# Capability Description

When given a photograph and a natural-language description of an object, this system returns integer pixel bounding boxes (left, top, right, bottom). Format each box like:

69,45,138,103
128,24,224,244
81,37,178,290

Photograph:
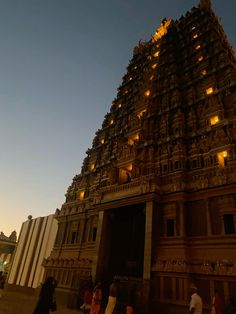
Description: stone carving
0,231,17,242
153,259,236,276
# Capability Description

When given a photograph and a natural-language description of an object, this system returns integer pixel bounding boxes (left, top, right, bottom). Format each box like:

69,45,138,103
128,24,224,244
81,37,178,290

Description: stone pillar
160,276,164,299
210,280,214,298
143,201,153,280
183,278,189,302
223,281,229,301
179,277,184,300
172,277,176,299
179,201,185,237
91,211,105,281
79,217,86,245
205,198,212,236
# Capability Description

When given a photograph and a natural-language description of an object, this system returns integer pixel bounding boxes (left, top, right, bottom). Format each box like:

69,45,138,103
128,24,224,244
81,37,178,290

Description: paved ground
0,289,81,314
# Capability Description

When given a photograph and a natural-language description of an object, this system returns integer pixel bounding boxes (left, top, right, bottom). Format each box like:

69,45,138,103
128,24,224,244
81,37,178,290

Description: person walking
224,297,236,314
211,290,223,314
104,278,119,314
32,277,57,314
89,281,102,314
189,284,203,314
80,281,93,313
125,283,136,314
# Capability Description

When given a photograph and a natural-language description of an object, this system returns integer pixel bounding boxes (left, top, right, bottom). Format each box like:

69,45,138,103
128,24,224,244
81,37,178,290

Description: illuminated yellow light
210,116,219,126
153,51,160,57
196,45,201,50
118,103,122,108
119,164,133,183
126,164,133,171
193,34,198,39
79,191,85,200
90,163,95,171
152,63,157,69
144,90,151,97
129,77,133,81
128,133,139,145
137,109,147,119
192,26,196,30
110,119,114,125
149,75,154,81
100,138,105,144
134,66,137,70
206,87,214,95
152,19,172,41
198,56,204,62
217,151,228,167
202,69,207,76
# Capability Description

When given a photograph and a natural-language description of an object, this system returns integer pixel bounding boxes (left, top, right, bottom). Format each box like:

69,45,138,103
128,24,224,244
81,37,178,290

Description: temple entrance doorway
104,204,145,281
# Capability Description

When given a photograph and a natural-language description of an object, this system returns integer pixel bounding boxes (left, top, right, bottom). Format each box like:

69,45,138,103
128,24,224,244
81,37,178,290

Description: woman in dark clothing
224,298,236,314
33,277,57,314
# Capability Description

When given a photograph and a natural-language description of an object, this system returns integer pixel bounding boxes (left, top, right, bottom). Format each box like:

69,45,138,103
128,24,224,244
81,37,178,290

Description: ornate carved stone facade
45,1,236,313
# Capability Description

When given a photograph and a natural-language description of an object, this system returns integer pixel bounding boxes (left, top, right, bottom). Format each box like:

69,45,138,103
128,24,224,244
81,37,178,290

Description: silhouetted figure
0,272,6,298
125,172,131,183
105,278,119,314
211,290,224,314
80,280,93,313
224,298,236,314
90,281,102,314
126,283,136,314
32,277,57,314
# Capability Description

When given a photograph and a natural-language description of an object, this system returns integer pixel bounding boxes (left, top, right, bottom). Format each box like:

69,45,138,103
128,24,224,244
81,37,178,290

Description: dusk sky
1,0,235,237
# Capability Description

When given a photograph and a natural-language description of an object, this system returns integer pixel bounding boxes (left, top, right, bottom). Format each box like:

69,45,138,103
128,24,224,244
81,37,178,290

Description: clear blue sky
1,0,235,237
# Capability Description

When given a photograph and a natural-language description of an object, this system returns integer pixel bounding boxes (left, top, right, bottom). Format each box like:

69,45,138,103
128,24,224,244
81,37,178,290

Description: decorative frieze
152,259,236,276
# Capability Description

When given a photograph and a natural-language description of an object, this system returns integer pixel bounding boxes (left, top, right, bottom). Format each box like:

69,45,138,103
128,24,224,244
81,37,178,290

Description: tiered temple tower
45,1,236,313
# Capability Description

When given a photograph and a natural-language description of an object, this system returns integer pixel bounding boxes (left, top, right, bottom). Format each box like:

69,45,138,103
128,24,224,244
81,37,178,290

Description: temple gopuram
45,0,236,313
0,231,17,273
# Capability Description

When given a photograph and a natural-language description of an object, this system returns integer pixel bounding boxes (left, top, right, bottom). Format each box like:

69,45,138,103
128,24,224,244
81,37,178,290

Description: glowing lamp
206,87,214,95
210,116,219,126
153,51,160,57
79,191,85,200
144,90,151,97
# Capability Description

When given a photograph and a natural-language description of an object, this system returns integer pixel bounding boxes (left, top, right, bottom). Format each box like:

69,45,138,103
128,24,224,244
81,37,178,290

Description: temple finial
200,0,212,10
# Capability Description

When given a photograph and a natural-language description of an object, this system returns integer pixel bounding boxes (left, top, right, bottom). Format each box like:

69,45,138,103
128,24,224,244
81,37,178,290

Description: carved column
205,198,212,236
172,277,177,299
143,201,153,280
91,211,105,281
179,201,185,237
160,276,164,299
79,217,86,245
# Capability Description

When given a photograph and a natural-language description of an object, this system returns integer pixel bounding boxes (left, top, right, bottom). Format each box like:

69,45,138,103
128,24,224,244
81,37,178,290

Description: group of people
79,277,138,314
189,284,236,314
33,275,236,314
80,278,122,314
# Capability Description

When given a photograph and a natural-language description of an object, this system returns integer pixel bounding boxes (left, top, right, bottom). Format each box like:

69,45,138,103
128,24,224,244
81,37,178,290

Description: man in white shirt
189,284,203,314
